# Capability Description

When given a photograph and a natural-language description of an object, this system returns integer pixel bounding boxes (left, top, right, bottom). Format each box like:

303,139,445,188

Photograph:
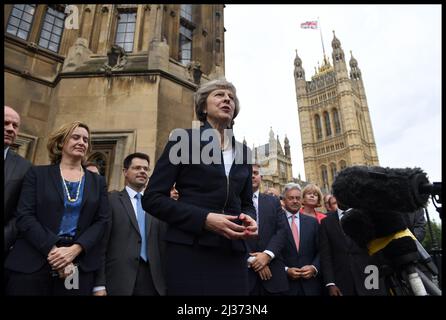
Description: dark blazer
142,121,255,295
5,164,109,273
282,212,321,296
4,149,32,252
95,189,167,295
246,193,289,294
319,211,384,296
142,121,256,251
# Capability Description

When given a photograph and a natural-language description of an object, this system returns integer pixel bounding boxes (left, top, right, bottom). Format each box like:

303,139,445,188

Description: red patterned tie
291,214,300,252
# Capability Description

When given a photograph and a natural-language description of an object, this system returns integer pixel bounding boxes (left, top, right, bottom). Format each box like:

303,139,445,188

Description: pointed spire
284,134,290,157
331,30,341,49
349,50,358,68
294,49,305,80
243,136,247,145
294,49,302,67
349,50,361,80
269,126,274,141
331,30,345,64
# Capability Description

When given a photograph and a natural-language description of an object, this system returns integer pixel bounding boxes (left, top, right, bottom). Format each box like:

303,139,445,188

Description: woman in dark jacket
143,78,257,295
5,121,109,295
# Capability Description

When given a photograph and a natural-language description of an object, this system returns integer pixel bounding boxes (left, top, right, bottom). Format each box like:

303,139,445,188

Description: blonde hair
47,121,91,164
301,183,323,208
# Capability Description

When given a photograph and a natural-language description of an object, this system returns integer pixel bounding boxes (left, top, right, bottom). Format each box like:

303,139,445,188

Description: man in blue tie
94,153,167,295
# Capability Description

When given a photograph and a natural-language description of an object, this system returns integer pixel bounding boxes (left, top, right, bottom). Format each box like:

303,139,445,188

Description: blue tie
135,193,147,262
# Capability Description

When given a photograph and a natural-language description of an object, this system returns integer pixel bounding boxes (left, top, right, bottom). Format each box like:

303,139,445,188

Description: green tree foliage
422,220,442,252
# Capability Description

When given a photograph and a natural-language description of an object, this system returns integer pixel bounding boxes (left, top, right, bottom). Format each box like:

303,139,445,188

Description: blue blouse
58,175,85,237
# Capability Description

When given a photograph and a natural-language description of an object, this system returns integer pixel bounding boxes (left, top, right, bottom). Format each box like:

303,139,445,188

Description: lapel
49,164,65,203
332,212,353,248
79,168,90,210
145,205,152,239
257,193,266,232
119,189,140,235
298,214,313,255
200,121,239,178
4,150,18,183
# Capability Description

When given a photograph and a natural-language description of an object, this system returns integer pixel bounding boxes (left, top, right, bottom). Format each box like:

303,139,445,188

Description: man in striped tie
281,183,322,295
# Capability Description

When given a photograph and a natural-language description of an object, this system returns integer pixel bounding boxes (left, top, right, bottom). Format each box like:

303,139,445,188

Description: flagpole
318,17,326,59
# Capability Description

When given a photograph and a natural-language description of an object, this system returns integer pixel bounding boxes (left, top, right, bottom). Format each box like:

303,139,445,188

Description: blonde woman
5,121,109,295
300,184,326,224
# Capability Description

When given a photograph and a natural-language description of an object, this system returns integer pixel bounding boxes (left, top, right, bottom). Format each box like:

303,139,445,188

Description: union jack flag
300,21,318,29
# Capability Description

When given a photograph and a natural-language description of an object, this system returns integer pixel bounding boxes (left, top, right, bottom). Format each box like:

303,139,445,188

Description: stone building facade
252,128,294,193
4,4,226,190
294,31,379,193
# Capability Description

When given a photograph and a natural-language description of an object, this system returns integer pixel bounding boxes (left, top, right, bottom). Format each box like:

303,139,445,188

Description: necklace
60,165,83,202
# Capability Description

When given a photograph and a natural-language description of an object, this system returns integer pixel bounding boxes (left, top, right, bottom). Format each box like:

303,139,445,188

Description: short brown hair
194,78,240,126
301,183,323,207
47,121,91,164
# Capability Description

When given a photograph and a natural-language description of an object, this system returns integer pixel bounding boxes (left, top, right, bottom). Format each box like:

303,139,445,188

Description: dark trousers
249,277,286,296
166,242,249,296
6,264,94,296
133,258,159,296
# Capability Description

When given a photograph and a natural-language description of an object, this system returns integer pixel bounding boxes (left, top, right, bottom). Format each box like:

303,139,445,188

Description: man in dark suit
95,153,166,295
281,183,321,296
319,195,385,295
246,164,289,295
4,105,32,253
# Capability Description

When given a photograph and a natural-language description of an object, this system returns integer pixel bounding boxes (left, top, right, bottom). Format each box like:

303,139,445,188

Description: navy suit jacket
282,212,321,295
4,149,32,252
246,193,289,293
95,189,167,295
319,211,385,295
142,121,255,252
5,164,109,273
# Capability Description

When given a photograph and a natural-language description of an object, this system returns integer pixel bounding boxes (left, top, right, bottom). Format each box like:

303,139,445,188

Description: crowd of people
4,79,428,296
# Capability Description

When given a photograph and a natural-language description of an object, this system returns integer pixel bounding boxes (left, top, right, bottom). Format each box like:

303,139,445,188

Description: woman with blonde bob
300,184,326,224
5,121,109,295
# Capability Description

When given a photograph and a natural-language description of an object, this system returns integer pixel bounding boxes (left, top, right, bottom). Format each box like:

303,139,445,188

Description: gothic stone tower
294,31,379,192
4,4,225,190
253,127,294,193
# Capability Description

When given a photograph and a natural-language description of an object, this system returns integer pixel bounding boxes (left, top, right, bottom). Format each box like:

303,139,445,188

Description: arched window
339,160,347,170
315,114,322,140
333,108,341,134
330,162,337,182
324,111,332,137
356,112,366,140
115,10,137,52
179,4,194,65
321,165,329,191
87,152,107,177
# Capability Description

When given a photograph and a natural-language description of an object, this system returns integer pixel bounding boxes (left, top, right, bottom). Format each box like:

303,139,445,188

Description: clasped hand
47,244,82,277
205,212,258,240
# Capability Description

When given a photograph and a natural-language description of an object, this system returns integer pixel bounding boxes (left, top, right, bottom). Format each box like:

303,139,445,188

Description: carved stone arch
339,160,347,171
87,151,108,177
